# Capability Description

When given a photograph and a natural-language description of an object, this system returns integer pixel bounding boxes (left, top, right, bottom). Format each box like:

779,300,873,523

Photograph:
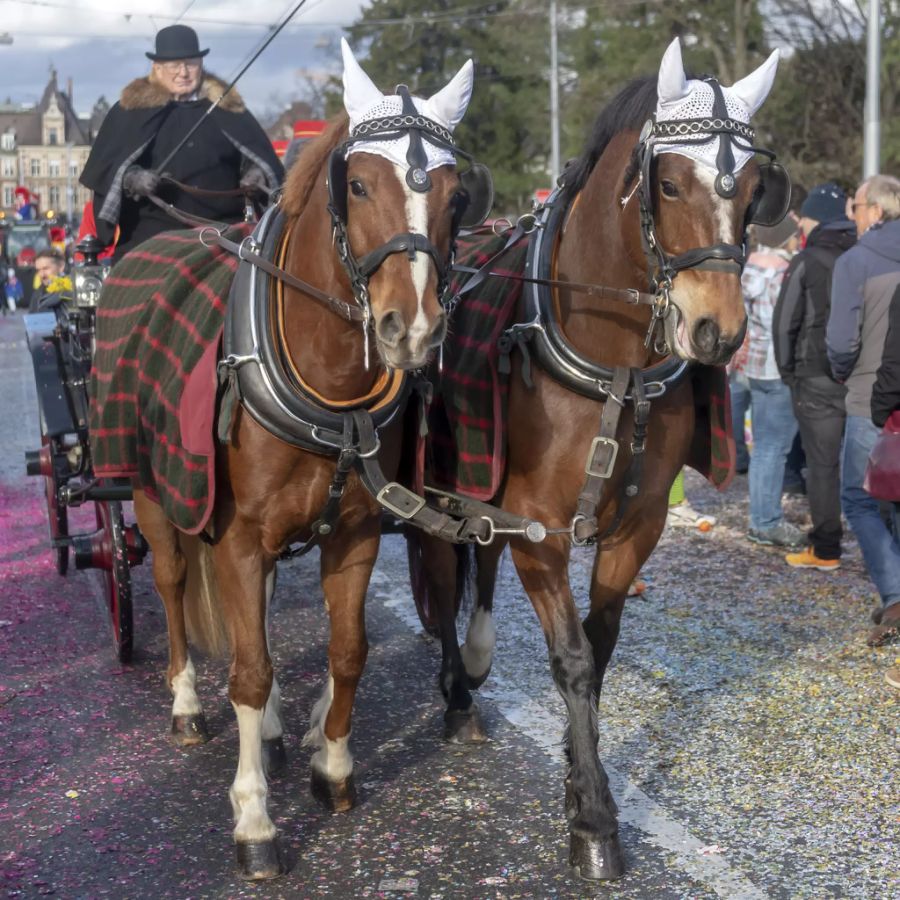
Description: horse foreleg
132,489,209,746
212,527,281,880
261,567,287,777
459,540,503,690
583,506,667,695
303,516,379,813
511,535,625,882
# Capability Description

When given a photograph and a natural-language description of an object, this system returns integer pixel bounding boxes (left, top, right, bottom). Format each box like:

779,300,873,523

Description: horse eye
661,180,679,199
350,179,367,197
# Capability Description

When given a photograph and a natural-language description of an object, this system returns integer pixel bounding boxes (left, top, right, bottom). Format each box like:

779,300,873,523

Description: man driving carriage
79,25,284,262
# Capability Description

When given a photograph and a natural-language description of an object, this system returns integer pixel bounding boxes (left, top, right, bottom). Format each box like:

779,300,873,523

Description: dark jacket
827,219,900,417
872,285,900,427
773,219,856,383
80,73,283,260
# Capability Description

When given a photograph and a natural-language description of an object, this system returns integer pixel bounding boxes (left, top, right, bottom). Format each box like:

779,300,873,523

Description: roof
0,71,91,147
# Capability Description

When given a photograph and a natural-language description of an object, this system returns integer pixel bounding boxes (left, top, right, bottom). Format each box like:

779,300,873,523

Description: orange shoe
785,549,840,571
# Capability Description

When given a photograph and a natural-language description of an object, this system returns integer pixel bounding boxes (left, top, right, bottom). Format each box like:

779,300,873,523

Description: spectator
773,183,856,571
4,268,23,314
827,174,900,646
870,285,900,689
743,215,806,549
29,249,72,312
727,332,751,474
14,187,35,221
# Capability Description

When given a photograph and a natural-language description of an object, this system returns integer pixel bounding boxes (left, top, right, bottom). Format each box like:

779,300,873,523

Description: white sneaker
667,501,716,532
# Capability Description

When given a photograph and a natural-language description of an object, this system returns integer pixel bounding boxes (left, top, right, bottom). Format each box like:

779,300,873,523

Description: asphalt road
0,309,897,899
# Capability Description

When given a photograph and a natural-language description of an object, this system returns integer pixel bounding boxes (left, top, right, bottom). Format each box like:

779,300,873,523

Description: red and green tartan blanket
89,225,250,534
425,228,735,500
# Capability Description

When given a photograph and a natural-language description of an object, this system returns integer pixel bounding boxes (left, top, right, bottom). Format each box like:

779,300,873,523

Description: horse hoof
235,839,283,881
443,707,488,744
310,769,357,813
569,832,625,881
262,737,287,778
170,713,210,747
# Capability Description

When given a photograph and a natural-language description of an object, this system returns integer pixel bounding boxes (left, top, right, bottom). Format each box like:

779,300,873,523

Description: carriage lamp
72,235,110,308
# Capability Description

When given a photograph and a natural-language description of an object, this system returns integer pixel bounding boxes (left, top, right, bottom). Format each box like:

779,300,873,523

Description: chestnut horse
122,42,486,879
411,39,790,880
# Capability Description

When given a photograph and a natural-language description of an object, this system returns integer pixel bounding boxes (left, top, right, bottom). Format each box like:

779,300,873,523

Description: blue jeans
729,371,751,471
841,416,900,610
748,378,798,531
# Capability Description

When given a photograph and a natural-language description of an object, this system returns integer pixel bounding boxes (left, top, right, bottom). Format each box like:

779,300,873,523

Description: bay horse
411,39,790,880
108,41,490,879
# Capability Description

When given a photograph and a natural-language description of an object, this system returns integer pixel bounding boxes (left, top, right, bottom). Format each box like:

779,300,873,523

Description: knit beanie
800,182,847,224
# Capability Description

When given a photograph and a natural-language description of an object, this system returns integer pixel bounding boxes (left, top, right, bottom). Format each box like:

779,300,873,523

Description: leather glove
239,164,269,195
123,166,161,199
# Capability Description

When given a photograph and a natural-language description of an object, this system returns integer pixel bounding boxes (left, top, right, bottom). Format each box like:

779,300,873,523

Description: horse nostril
693,317,721,354
427,311,448,347
376,310,406,348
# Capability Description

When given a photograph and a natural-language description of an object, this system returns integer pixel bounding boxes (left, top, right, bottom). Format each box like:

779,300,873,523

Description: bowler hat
146,25,209,62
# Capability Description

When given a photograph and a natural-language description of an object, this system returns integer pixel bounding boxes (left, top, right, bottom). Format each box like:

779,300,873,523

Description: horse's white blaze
694,163,734,242
302,674,354,781
461,607,496,681
170,657,202,716
230,704,276,843
396,164,432,346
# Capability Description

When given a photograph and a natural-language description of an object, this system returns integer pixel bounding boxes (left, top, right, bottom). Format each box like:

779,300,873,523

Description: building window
30,159,41,177
48,129,58,145
0,133,13,151
69,161,79,178
3,187,12,207
49,159,60,177
49,186,60,208
1,158,14,177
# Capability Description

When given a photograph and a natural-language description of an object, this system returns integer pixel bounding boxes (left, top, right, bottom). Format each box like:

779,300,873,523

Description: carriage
23,235,148,663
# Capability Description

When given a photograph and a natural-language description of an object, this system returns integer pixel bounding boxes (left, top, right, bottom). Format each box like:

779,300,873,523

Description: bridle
325,85,493,363
623,77,791,352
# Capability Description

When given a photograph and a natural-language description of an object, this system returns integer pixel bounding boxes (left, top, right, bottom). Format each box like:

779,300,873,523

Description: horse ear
424,59,474,132
657,38,690,109
341,37,385,124
729,49,780,117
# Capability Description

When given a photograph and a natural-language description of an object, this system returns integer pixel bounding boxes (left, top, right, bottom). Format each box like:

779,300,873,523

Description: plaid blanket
426,229,735,499
89,225,250,533
427,228,530,500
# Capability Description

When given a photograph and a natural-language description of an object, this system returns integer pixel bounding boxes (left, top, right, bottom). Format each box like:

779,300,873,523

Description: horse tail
179,535,230,658
406,527,474,633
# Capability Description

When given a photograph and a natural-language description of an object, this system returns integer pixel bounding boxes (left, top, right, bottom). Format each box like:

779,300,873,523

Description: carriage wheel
94,501,134,664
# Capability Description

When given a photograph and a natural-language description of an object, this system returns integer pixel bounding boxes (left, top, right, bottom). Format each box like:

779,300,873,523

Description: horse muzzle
375,307,447,369
667,309,746,366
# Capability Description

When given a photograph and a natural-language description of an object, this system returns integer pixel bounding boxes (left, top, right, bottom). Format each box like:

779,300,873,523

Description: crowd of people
725,174,900,690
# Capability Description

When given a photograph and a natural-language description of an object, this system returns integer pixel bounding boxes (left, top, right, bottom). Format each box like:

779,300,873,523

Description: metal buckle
376,482,426,519
585,436,619,479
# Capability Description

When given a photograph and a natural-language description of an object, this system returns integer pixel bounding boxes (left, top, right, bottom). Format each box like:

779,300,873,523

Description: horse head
624,39,786,366
336,39,479,370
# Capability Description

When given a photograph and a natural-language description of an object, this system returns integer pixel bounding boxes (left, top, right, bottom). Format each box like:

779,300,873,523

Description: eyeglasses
159,59,202,74
850,201,876,212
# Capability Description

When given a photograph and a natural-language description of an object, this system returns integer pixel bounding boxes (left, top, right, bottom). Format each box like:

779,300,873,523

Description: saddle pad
89,224,251,534
426,228,530,500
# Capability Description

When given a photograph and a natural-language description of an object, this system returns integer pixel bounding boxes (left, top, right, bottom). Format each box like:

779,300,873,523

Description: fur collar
120,73,244,113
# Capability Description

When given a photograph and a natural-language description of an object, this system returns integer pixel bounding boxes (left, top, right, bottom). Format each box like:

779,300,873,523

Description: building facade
0,72,93,222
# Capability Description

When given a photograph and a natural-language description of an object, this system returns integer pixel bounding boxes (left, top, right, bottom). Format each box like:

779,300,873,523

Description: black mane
560,76,658,202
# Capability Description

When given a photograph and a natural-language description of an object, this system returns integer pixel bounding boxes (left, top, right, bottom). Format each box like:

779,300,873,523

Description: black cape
80,74,283,259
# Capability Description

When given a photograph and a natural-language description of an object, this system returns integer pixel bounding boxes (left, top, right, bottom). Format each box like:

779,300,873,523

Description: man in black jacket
773,182,856,570
80,25,283,261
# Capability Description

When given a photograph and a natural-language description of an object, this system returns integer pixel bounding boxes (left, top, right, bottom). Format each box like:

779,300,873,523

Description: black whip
153,0,309,174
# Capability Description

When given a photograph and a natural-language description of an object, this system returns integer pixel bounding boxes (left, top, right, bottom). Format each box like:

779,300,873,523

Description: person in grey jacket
826,174,900,646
